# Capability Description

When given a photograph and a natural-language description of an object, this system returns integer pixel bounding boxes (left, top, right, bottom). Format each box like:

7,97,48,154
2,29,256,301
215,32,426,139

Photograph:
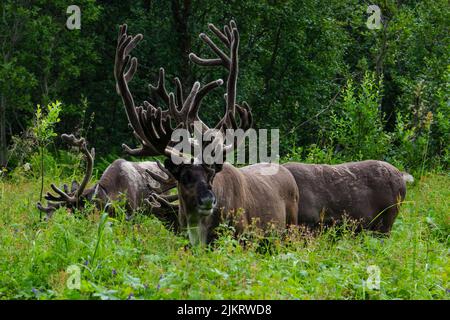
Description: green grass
0,173,448,300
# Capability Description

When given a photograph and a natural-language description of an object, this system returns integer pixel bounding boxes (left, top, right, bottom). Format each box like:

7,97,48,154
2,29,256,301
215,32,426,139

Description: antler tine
149,73,221,133
46,183,75,203
236,102,253,130
40,133,95,211
219,102,253,156
36,202,62,219
174,77,184,107
115,24,224,161
61,134,84,147
198,33,230,67
145,161,179,212
115,25,195,158
115,24,161,157
149,68,170,105
76,147,94,199
70,180,80,193
225,26,239,124
189,20,241,132
169,78,224,134
146,161,177,193
155,159,175,180
145,190,178,213
188,21,256,162
146,192,179,207
147,170,176,193
188,79,224,127
208,23,231,48
168,80,221,134
61,133,95,199
168,82,200,125
45,133,81,202
44,188,67,202
144,193,179,232
36,202,52,213
135,103,171,155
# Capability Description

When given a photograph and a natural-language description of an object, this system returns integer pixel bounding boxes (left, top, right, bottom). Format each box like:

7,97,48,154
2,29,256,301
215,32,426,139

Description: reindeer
282,161,409,233
114,22,299,245
36,133,179,229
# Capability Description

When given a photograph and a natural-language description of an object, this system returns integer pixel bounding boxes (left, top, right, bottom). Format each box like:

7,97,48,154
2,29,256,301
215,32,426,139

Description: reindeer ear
164,158,182,180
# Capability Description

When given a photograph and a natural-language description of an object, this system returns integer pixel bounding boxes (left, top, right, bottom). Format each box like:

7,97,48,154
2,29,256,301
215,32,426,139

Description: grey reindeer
37,134,179,230
283,161,412,234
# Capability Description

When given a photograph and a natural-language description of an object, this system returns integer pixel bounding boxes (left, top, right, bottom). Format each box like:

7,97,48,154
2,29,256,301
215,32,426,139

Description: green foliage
389,109,433,173
283,144,338,165
283,69,447,173
0,0,447,170
28,151,61,179
6,131,36,171
0,0,102,164
33,101,62,147
32,101,62,203
4,102,61,179
330,72,391,161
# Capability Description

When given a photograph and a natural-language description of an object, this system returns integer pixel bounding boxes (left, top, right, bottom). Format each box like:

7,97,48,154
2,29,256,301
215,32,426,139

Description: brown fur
89,159,163,210
176,163,299,243
283,160,407,233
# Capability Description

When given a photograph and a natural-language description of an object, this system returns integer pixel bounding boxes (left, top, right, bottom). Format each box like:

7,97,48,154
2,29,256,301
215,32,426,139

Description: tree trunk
263,23,282,96
0,95,7,167
171,0,192,84
375,20,388,84
39,145,44,202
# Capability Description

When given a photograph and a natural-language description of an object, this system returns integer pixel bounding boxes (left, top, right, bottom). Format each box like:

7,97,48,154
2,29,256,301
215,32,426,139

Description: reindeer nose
199,191,216,209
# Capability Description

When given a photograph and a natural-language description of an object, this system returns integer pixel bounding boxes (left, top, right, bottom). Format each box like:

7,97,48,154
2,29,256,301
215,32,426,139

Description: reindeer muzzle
198,192,216,216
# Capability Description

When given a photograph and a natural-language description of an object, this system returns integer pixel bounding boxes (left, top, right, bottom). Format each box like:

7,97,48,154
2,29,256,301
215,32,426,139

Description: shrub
329,72,391,161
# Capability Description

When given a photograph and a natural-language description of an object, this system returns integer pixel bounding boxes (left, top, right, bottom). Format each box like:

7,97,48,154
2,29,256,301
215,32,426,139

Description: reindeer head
114,21,252,243
163,160,221,217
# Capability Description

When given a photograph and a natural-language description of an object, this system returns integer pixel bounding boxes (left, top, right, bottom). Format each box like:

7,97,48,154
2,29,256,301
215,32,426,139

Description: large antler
114,24,223,159
189,20,252,133
36,134,95,217
189,21,253,156
114,25,161,156
145,160,177,193
145,161,179,229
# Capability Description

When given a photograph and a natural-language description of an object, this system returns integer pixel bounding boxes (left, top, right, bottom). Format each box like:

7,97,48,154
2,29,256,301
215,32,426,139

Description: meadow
0,170,448,300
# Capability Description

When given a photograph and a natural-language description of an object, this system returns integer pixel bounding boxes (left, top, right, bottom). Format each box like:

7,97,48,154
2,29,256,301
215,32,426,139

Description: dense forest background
1,0,448,175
